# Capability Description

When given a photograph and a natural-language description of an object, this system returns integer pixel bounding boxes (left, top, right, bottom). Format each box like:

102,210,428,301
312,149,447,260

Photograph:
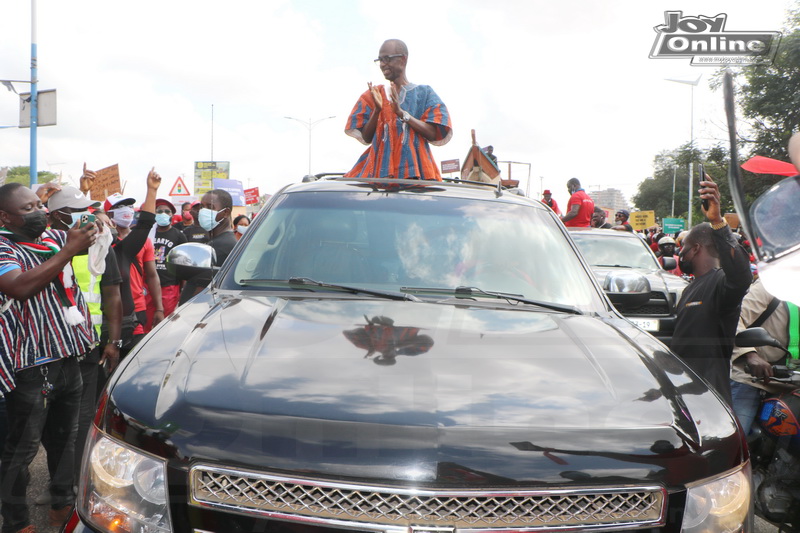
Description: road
0,445,784,532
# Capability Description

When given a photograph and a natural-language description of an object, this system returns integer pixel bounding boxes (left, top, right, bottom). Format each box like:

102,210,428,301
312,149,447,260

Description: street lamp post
30,0,38,186
671,165,677,218
284,115,336,176
666,75,701,228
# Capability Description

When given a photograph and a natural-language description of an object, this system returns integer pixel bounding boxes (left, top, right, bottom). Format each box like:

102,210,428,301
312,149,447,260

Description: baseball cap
172,214,183,225
543,189,552,195
104,192,136,212
616,209,630,218
155,198,176,213
46,186,101,212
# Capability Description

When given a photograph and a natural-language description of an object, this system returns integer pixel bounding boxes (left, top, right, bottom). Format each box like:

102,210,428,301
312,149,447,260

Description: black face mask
10,210,48,241
679,247,694,275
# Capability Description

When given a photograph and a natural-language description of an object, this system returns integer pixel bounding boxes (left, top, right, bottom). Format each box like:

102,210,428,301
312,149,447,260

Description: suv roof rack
302,174,525,198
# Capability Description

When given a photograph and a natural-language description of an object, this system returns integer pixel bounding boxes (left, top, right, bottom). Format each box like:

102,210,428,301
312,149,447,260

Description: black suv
67,179,751,533
569,229,688,346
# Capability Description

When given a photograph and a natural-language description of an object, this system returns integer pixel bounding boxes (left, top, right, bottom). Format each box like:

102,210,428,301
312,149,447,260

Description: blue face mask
155,213,172,227
199,208,220,232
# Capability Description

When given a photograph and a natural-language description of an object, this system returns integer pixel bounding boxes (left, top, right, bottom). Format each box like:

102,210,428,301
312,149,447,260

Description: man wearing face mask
152,199,186,318
41,186,123,512
670,175,752,405
179,189,236,305
103,169,162,355
0,182,98,532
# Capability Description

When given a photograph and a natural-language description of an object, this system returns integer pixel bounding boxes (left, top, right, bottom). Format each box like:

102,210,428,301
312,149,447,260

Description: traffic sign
169,176,191,196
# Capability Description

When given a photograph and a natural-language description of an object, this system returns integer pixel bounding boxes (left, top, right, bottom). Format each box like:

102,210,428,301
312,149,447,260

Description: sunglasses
373,54,404,64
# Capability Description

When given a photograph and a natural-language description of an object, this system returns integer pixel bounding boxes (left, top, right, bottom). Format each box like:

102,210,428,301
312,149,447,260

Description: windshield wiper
401,286,582,314
239,277,421,302
594,264,633,268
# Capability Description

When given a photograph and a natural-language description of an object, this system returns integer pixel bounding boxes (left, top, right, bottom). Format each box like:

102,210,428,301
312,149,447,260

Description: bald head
382,39,408,57
789,132,800,171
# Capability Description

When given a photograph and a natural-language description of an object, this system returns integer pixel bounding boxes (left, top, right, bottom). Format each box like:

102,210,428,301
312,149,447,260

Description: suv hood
107,292,741,487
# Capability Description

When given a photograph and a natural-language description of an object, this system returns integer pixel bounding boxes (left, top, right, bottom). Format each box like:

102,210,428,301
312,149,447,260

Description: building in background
589,188,629,214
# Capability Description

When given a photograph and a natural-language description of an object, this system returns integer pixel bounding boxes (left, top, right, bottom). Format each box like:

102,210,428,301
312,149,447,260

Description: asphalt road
0,445,784,533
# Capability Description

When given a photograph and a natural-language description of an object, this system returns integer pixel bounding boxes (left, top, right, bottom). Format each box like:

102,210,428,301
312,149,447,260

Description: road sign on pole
169,176,191,196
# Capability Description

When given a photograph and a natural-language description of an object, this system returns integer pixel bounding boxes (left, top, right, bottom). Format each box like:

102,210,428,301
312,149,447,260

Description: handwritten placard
90,164,121,201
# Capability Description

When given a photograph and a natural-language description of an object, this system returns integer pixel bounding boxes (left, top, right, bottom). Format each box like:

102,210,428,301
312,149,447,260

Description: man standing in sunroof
345,39,452,180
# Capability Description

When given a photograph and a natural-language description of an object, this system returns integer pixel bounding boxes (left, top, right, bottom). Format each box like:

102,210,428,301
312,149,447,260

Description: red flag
741,155,798,176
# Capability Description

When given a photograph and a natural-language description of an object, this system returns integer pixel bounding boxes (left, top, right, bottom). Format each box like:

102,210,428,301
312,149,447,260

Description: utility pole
29,0,39,186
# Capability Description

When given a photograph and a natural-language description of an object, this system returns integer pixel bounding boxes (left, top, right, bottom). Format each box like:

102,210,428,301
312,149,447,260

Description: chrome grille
190,465,666,531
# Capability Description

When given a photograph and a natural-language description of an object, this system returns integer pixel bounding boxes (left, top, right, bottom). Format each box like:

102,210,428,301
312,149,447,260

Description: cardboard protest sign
89,164,121,201
629,210,656,231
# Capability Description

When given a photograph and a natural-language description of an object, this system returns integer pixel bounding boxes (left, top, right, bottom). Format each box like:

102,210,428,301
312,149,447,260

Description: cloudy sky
0,0,794,209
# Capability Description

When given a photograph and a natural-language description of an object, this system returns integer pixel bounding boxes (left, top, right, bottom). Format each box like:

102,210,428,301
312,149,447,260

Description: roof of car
569,228,644,239
278,177,544,208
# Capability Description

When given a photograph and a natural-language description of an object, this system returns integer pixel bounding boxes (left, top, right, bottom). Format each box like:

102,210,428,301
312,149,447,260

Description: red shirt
542,197,560,215
564,190,594,228
130,238,155,312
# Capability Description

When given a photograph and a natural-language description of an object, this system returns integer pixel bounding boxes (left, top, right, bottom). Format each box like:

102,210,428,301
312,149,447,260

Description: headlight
78,425,172,533
682,462,751,532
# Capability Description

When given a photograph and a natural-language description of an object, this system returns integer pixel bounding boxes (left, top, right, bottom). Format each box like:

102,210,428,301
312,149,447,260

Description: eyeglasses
374,54,404,64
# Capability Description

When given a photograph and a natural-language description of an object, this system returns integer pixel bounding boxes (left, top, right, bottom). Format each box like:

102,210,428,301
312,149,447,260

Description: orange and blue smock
344,83,452,180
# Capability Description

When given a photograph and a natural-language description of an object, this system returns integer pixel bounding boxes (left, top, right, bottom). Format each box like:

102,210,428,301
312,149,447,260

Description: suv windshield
571,232,660,270
226,189,602,311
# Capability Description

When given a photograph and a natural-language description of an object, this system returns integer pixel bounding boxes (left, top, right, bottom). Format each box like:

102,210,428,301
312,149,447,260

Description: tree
0,166,59,186
632,143,733,225
733,7,800,161
698,5,799,209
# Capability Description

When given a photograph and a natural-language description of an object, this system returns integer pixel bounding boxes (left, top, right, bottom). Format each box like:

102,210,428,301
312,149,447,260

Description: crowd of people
0,35,796,533
541,165,798,439
0,167,256,532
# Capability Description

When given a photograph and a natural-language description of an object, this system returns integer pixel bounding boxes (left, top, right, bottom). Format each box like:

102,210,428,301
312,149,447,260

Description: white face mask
112,206,135,228
236,224,249,235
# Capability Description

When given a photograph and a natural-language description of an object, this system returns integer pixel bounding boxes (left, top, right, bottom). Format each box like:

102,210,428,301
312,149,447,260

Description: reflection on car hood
108,292,741,488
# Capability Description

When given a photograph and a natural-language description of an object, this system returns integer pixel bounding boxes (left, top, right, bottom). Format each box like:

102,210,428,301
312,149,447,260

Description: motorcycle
735,327,800,531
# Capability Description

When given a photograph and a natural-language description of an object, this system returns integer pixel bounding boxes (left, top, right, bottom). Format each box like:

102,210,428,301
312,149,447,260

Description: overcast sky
0,0,794,209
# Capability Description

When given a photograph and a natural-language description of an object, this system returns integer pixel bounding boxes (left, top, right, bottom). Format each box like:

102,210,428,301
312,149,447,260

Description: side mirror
603,271,651,309
734,327,788,353
661,256,677,271
167,242,217,281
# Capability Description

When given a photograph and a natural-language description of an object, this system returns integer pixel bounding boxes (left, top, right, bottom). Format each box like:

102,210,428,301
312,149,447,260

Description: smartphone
76,213,96,228
698,164,709,211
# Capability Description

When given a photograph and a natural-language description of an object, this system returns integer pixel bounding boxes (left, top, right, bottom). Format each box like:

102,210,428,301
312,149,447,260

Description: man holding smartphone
670,175,752,405
44,186,124,506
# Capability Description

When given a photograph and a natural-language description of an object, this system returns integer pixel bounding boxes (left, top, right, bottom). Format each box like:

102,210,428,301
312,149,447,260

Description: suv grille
190,465,666,531
631,291,670,316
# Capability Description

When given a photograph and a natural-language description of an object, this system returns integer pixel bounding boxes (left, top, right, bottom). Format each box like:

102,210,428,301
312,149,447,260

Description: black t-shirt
208,230,237,267
184,225,209,244
153,226,187,287
178,230,237,306
100,247,122,287
111,211,155,318
671,226,752,404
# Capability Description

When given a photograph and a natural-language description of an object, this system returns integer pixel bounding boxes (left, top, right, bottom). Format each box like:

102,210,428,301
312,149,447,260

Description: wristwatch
108,339,123,349
401,111,411,123
711,219,728,230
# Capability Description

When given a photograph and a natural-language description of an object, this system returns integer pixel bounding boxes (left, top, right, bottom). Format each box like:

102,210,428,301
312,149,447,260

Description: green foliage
632,143,734,223
1,166,59,186
714,4,800,160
